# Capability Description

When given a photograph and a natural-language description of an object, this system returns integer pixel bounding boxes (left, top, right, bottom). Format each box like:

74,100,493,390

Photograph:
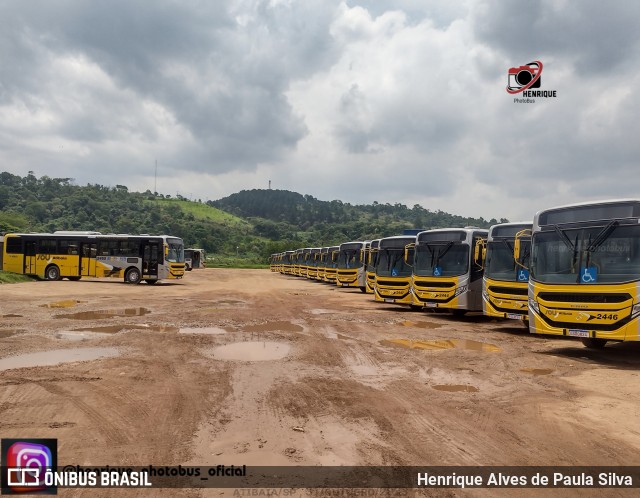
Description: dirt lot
1,269,640,497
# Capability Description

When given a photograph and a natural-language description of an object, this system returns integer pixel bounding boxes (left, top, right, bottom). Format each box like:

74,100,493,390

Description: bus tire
146,279,158,285
359,287,367,293
125,267,142,284
452,309,467,317
410,304,423,312
45,265,61,281
67,276,82,281
185,263,191,271
581,338,607,349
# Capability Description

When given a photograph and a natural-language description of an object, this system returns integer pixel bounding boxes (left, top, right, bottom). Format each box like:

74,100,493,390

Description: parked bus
281,250,295,275
324,245,340,283
365,239,380,294
410,228,488,314
184,248,206,271
2,231,185,284
528,199,640,348
336,241,365,290
374,235,416,304
483,222,532,322
307,248,321,280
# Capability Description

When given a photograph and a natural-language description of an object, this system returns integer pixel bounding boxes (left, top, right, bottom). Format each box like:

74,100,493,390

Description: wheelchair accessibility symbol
517,269,529,282
580,266,598,284
433,266,442,277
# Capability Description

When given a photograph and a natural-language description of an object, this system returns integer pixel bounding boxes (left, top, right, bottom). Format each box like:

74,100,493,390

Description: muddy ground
1,269,639,498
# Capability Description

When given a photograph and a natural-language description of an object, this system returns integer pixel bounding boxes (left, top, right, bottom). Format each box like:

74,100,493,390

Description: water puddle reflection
210,342,291,361
55,308,151,320
179,327,227,335
0,347,120,371
40,300,85,309
401,320,444,329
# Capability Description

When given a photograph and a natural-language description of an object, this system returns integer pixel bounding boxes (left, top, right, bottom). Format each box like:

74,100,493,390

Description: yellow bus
2,231,185,284
307,248,321,280
324,245,339,283
365,239,380,294
529,199,640,348
281,250,295,275
374,235,416,304
336,241,365,289
482,222,532,322
410,228,487,314
317,247,329,281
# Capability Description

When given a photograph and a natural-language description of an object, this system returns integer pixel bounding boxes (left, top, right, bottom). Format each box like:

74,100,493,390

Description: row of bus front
271,199,640,349
270,224,529,320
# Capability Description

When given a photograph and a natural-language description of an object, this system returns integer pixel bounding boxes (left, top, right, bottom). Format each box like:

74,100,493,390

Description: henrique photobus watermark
506,60,558,103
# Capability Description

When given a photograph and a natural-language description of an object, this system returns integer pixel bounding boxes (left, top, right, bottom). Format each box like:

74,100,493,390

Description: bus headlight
528,297,539,314
632,303,640,318
454,285,467,297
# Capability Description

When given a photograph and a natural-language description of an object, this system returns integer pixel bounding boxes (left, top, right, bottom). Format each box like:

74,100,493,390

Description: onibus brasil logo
507,60,557,103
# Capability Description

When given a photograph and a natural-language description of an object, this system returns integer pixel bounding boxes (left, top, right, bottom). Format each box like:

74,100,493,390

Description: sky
1,0,639,222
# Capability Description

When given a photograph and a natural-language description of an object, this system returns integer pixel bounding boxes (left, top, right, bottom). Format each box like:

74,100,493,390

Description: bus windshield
376,248,412,277
414,243,469,277
337,249,361,269
531,224,640,284
167,238,185,263
485,240,530,281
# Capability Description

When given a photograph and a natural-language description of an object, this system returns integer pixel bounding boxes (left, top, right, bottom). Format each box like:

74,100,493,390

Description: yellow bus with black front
482,222,532,321
307,248,321,280
365,239,380,294
529,199,640,348
2,231,184,284
317,247,329,281
282,250,295,275
324,245,340,283
410,228,487,314
336,241,364,288
374,235,415,304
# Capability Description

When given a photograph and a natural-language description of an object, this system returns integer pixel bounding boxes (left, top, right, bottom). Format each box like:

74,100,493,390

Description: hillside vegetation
1,172,506,264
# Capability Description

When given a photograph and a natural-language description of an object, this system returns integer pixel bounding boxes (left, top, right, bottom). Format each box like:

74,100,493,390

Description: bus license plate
424,302,437,308
506,313,524,320
384,298,395,303
342,284,349,288
568,329,589,338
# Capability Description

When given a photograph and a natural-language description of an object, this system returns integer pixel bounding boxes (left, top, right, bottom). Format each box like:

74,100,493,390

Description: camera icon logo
507,61,542,94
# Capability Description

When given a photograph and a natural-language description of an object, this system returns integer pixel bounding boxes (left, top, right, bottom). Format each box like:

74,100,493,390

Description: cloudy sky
1,0,639,222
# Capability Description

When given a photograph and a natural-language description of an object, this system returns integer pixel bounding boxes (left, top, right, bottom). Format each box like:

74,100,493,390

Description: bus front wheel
45,265,61,281
581,338,607,349
125,268,142,284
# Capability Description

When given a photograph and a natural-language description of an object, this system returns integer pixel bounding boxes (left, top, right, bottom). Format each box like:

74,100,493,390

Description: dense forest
1,172,507,263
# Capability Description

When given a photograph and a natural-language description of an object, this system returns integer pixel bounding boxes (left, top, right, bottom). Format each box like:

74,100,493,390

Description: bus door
24,241,37,275
142,241,159,278
80,242,97,277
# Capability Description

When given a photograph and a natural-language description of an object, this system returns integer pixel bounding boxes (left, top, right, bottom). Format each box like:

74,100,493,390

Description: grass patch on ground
0,271,36,284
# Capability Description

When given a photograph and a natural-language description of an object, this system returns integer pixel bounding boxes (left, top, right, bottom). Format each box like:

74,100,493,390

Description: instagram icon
1,439,57,495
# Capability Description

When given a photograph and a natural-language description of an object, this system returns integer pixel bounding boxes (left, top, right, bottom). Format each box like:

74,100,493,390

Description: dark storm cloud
472,0,640,74
0,0,342,173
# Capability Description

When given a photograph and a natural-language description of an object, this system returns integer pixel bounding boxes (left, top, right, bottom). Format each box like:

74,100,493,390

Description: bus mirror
474,239,486,269
404,243,416,266
514,229,532,267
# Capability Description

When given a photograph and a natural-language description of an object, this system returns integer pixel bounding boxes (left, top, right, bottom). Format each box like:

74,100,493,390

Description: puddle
0,347,120,371
381,339,501,353
56,331,111,341
520,368,554,376
210,342,291,361
401,320,444,329
242,321,303,333
432,384,479,393
179,327,227,335
40,300,85,309
72,324,178,334
2,314,23,318
54,308,151,320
